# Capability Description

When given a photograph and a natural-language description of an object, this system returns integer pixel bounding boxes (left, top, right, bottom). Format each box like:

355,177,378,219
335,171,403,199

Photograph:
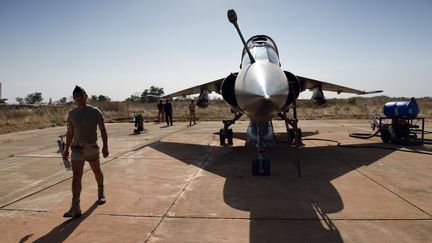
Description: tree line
15,86,165,105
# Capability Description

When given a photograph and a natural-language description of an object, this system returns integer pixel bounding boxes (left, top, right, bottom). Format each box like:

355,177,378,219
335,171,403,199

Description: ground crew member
189,100,196,126
62,85,109,218
164,99,173,126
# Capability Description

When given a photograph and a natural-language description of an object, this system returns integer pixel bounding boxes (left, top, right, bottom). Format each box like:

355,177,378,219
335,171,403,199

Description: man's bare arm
63,122,74,159
99,122,109,158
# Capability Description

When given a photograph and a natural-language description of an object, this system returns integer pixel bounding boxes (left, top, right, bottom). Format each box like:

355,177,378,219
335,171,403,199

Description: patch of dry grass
1,97,430,134
0,105,70,134
296,97,432,119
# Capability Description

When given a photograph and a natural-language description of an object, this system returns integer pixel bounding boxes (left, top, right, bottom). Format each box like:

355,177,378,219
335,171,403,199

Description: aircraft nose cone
235,62,289,121
248,96,278,116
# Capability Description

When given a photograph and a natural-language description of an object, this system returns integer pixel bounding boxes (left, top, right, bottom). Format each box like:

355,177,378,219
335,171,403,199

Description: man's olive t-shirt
68,105,104,145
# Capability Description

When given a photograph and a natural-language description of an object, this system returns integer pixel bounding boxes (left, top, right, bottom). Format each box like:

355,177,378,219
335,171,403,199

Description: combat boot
98,185,106,205
63,198,82,218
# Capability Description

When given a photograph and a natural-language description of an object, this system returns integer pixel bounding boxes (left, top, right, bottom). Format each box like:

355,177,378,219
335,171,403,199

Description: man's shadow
149,132,395,242
29,202,99,243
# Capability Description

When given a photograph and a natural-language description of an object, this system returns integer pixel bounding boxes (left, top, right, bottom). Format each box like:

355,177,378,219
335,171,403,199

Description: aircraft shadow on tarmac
28,202,99,243
149,134,395,242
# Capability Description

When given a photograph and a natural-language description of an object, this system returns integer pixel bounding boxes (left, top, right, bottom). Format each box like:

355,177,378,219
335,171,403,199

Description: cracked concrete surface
0,120,431,242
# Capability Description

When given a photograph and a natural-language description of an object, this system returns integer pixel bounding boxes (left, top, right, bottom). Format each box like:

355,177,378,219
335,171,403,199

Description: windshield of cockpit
241,44,279,67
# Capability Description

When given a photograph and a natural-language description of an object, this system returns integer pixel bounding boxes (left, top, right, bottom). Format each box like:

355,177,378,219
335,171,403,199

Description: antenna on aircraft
227,9,255,64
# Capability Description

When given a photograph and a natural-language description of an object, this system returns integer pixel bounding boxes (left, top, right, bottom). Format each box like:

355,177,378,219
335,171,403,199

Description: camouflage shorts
71,144,100,162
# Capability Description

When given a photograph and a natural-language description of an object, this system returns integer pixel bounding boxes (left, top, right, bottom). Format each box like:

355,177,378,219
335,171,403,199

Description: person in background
157,100,164,123
189,99,196,126
62,85,109,218
164,99,173,126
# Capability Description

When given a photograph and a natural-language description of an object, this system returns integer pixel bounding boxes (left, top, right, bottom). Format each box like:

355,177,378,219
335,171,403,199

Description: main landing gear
278,101,303,177
219,112,242,146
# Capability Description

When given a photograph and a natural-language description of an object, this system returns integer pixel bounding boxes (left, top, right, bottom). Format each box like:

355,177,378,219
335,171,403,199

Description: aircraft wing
297,76,382,95
163,77,225,98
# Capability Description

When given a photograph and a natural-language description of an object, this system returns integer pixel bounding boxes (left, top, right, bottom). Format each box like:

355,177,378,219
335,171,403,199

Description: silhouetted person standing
157,100,164,123
164,99,173,126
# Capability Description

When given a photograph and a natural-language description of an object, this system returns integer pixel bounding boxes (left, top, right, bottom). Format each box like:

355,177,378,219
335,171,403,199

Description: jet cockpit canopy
241,35,280,67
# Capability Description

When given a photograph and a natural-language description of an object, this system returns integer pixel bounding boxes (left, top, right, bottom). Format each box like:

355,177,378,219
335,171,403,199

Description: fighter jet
164,9,382,176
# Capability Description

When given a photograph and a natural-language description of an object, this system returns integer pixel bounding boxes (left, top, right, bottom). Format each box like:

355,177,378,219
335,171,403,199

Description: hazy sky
1,0,431,103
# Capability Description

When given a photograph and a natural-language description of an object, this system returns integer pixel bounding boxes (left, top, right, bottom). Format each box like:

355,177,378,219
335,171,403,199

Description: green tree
58,97,67,104
347,97,357,105
24,92,43,104
90,95,98,102
90,94,111,102
97,95,110,102
140,86,164,103
125,94,141,103
16,97,24,105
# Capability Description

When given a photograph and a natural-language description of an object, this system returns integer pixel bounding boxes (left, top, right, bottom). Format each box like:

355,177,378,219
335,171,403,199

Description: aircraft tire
289,129,294,142
227,129,233,145
262,159,271,176
296,129,302,139
295,128,302,145
251,159,260,176
219,129,225,145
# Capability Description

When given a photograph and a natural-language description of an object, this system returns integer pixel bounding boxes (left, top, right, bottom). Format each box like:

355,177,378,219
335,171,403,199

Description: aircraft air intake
282,71,302,110
221,73,239,107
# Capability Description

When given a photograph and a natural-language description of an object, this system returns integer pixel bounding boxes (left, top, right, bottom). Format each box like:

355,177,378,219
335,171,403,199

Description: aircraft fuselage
235,60,288,122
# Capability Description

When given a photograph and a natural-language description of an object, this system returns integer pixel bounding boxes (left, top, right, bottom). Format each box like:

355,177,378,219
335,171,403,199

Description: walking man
164,99,173,126
189,99,196,126
62,85,109,218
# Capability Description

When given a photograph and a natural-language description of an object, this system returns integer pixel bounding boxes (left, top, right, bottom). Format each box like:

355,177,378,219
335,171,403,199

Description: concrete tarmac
0,120,431,242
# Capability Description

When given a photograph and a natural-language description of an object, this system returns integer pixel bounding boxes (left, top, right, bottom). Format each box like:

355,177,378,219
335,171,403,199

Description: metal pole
227,9,255,64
